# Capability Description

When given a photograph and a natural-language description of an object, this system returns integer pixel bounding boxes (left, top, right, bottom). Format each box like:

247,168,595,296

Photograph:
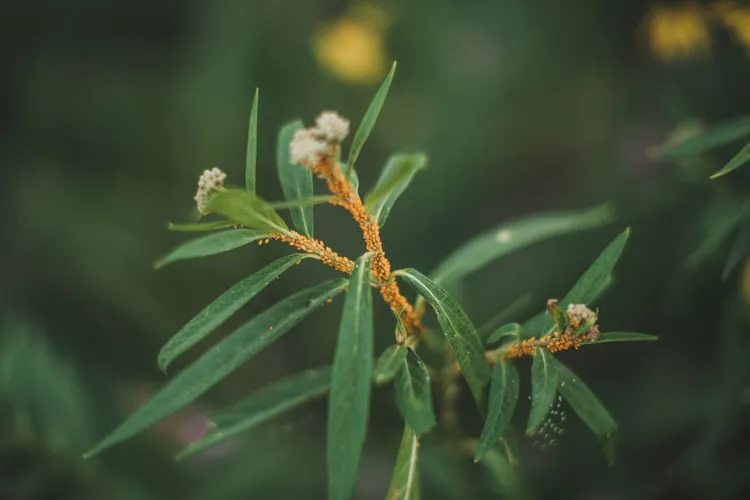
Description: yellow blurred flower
312,4,390,84
715,2,750,53
643,4,711,61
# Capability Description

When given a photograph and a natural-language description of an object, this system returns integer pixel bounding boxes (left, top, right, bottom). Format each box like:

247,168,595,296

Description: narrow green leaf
554,359,618,466
475,360,520,461
588,332,658,344
167,221,234,232
685,201,746,270
478,294,532,340
723,219,750,280
364,153,428,227
658,115,750,159
206,188,288,234
395,348,436,436
175,366,331,460
154,229,268,269
486,323,521,345
430,204,614,286
386,425,421,500
523,229,629,336
245,88,259,192
527,348,557,435
397,268,490,409
340,162,359,194
277,120,315,237
710,140,750,178
374,344,408,385
327,255,374,500
346,61,397,176
269,195,335,210
83,279,347,458
481,445,520,498
157,254,314,372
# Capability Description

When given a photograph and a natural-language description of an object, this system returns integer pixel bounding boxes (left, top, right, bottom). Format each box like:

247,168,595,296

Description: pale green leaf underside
386,425,421,500
430,204,614,286
176,365,331,460
374,344,408,385
245,88,259,193
269,195,334,210
554,358,618,466
340,162,359,194
486,323,521,345
207,188,288,234
277,120,315,237
475,360,519,461
154,229,268,269
83,279,347,458
527,348,557,434
657,115,750,160
398,268,490,410
711,140,750,178
157,254,314,372
346,61,397,176
365,153,427,227
395,348,436,437
327,255,374,500
167,221,234,232
588,332,658,344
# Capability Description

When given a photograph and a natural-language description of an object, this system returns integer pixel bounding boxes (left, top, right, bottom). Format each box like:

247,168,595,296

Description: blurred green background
3,0,750,498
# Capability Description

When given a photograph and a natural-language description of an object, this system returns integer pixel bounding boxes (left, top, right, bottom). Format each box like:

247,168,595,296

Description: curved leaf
167,221,234,232
207,188,288,234
486,323,521,346
430,205,614,286
346,62,397,177
270,195,334,210
154,229,268,269
386,425,421,500
475,360,519,461
277,120,315,237
711,140,750,179
365,153,427,227
374,344,408,385
554,358,618,466
327,255,374,500
83,279,347,458
157,254,314,372
245,88,259,192
176,365,331,460
658,115,750,160
395,348,436,436
588,332,658,344
527,348,557,435
397,268,490,410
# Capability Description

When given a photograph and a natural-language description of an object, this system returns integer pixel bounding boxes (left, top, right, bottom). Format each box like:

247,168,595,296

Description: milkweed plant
84,63,659,499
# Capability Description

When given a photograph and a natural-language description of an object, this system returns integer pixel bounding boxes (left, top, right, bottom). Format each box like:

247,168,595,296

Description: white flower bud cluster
289,111,350,168
194,167,227,214
566,303,597,326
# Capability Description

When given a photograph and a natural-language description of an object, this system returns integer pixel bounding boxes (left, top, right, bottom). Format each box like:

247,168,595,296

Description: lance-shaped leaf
346,62,397,177
206,188,288,234
657,115,750,160
176,365,331,460
374,344,408,385
554,358,618,466
685,200,749,270
527,348,557,435
327,255,374,500
523,228,629,336
486,323,521,346
364,153,427,227
167,221,234,232
277,120,315,237
397,268,490,409
395,348,436,436
475,360,519,461
83,279,347,458
245,88,259,192
430,205,613,286
587,332,658,344
386,425,421,500
340,162,359,194
270,195,335,210
157,254,314,372
710,140,750,179
154,229,268,269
